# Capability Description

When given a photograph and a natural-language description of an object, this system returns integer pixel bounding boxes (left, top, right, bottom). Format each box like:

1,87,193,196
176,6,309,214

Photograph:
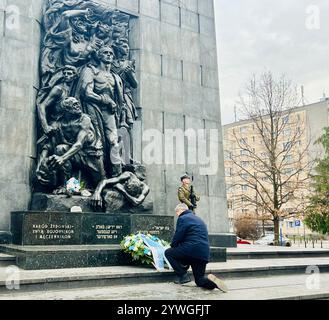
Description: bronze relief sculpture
35,0,147,212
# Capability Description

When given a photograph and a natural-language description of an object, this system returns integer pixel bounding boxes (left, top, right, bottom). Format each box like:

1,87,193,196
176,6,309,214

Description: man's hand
90,38,103,51
100,94,117,111
44,124,58,136
91,192,103,209
124,65,134,75
48,155,66,169
36,169,50,185
84,8,93,18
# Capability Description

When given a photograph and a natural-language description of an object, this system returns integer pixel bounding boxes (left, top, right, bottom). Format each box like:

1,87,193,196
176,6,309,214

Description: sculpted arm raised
37,86,62,135
123,64,138,89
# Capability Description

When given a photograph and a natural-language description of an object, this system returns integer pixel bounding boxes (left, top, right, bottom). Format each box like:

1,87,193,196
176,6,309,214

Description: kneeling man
165,203,228,292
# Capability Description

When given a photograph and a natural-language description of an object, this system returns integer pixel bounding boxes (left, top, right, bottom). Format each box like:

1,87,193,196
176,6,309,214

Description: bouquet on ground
121,233,173,271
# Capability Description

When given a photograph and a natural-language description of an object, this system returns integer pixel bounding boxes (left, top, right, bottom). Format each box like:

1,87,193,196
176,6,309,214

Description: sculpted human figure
112,39,139,164
111,11,130,41
91,165,150,210
43,0,85,29
35,1,149,210
80,45,124,177
112,38,138,129
91,21,113,47
36,97,105,191
37,65,78,136
41,7,100,86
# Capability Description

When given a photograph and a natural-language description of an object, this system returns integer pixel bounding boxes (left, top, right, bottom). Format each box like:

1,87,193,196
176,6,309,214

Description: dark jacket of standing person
171,210,210,262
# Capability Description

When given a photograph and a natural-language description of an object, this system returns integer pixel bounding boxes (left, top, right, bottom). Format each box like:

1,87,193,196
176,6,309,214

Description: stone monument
0,0,235,269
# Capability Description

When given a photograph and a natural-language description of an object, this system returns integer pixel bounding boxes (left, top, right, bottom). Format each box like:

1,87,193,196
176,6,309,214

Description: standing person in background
178,174,200,213
165,204,228,293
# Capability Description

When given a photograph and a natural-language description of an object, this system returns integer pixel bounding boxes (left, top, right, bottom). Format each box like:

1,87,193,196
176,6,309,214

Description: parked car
237,237,252,245
255,234,292,247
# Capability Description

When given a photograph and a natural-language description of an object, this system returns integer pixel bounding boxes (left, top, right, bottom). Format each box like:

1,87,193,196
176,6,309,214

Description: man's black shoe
174,274,191,285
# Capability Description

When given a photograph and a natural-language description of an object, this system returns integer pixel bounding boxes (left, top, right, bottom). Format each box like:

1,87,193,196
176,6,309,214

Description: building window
283,155,293,163
241,185,248,191
283,129,291,136
240,173,249,180
241,161,249,168
240,150,249,156
224,151,232,160
283,141,292,151
240,126,248,134
225,168,232,177
239,138,248,145
282,115,290,124
282,168,294,175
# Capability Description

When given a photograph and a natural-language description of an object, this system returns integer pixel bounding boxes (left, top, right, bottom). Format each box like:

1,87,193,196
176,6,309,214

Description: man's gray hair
175,203,189,212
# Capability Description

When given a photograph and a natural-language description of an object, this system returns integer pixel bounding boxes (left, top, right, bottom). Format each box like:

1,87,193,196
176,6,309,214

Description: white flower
66,178,81,193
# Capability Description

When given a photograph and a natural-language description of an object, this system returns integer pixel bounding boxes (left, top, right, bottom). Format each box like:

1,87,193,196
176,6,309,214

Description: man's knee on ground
194,277,207,288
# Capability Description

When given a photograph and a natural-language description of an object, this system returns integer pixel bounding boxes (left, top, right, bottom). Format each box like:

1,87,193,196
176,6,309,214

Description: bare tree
226,72,313,245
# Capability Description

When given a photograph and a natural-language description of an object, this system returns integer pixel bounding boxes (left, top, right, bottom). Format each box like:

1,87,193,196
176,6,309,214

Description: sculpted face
63,69,77,83
70,100,82,116
120,43,129,57
125,179,141,197
62,98,82,116
71,17,88,34
97,22,111,37
98,47,115,64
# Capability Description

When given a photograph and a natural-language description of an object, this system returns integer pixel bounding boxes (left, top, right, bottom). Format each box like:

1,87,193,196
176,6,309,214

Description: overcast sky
214,0,329,125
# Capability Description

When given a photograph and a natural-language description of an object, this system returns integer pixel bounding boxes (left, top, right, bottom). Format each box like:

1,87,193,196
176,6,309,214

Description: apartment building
223,99,329,235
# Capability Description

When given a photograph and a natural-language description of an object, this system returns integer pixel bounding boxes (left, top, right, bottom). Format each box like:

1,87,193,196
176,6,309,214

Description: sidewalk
1,273,328,300
228,244,329,252
1,245,329,300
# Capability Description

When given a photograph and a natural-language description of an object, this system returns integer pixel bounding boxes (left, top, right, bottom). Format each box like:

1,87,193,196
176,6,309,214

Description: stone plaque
82,214,130,245
12,212,82,246
11,212,175,245
131,215,174,242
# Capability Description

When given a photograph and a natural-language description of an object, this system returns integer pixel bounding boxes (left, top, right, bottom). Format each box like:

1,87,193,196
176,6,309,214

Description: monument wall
0,0,42,232
0,0,229,235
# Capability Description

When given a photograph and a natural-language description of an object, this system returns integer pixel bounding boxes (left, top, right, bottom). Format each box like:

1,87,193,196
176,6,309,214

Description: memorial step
0,253,16,267
227,247,329,260
2,273,329,300
0,244,226,270
0,256,328,294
